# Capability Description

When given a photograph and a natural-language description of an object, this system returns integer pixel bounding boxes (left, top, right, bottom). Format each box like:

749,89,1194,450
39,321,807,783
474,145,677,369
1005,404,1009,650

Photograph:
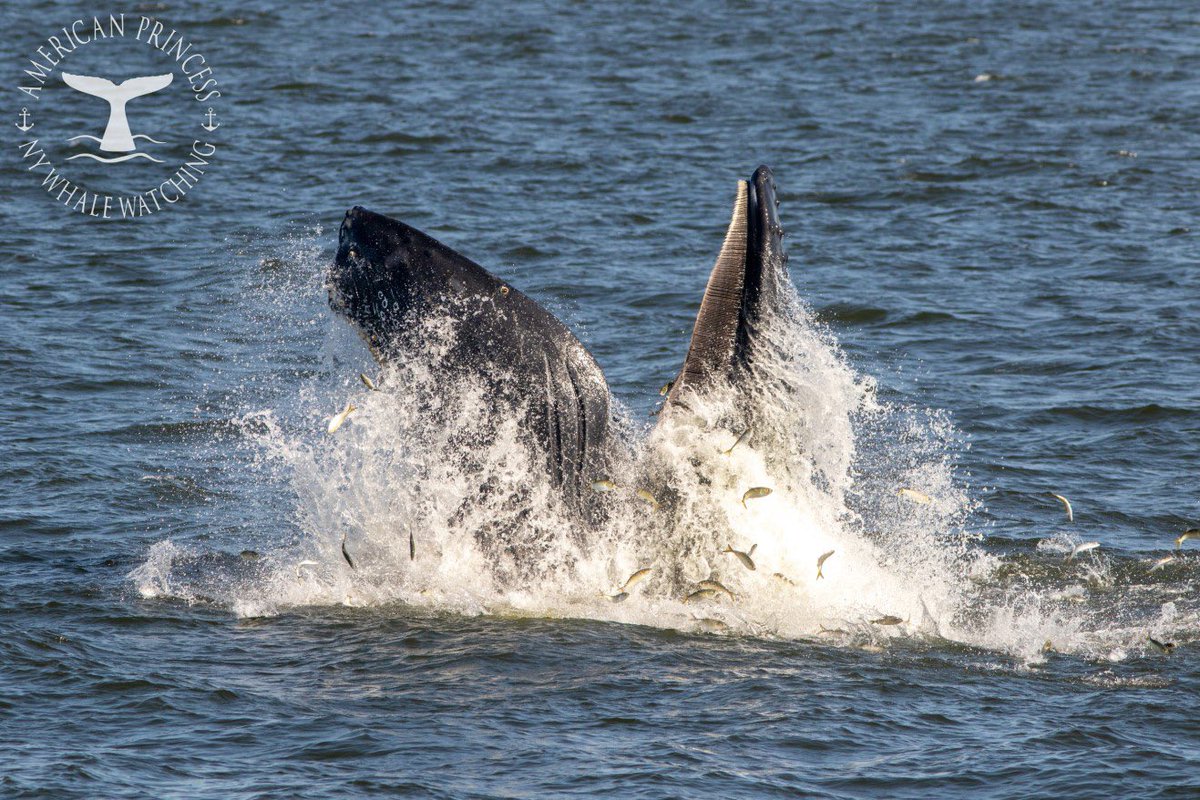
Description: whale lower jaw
665,165,788,412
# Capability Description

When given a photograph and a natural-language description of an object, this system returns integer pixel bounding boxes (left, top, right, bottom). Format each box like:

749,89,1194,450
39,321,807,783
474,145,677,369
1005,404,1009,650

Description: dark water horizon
2,1,1198,798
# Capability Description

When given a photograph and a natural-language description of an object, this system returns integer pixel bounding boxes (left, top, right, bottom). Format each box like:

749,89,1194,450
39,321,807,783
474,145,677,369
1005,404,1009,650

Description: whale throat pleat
671,180,749,400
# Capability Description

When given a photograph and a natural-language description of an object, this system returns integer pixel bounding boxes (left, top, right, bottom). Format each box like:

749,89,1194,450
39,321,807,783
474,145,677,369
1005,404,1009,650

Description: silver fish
240,550,259,561
340,533,356,570
635,489,659,510
694,617,729,633
1150,555,1176,573
1051,493,1074,522
1065,541,1100,563
816,549,835,580
1148,636,1175,655
1175,529,1200,549
359,373,378,391
620,568,652,593
772,572,796,586
609,592,629,603
871,615,904,626
659,379,674,396
697,579,735,600
409,531,415,561
741,487,772,508
591,479,617,493
724,544,757,571
327,401,357,434
818,624,848,636
723,427,752,456
897,488,931,504
684,588,718,604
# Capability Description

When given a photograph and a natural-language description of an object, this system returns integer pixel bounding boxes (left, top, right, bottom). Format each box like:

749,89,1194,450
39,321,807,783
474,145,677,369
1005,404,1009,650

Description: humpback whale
327,165,788,516
61,72,173,152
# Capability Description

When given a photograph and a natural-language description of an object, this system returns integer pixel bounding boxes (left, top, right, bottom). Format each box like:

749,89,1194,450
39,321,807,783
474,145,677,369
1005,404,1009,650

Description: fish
1051,493,1074,522
723,544,757,571
239,550,259,561
1065,541,1100,563
697,579,735,600
1147,636,1176,655
340,533,356,570
816,549,835,580
608,592,629,603
741,487,772,508
659,380,674,396
590,479,617,493
359,373,378,391
620,568,652,593
326,401,357,434
408,531,415,561
1175,528,1200,549
1042,640,1055,653
684,588,718,604
871,615,904,626
722,427,752,456
1150,555,1176,572
772,572,796,586
897,488,931,504
295,559,318,577
694,617,729,633
635,489,659,510
818,624,848,636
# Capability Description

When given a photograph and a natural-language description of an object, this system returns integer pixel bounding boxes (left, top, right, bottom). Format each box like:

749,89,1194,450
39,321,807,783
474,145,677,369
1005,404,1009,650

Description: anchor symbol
201,107,219,132
16,107,34,132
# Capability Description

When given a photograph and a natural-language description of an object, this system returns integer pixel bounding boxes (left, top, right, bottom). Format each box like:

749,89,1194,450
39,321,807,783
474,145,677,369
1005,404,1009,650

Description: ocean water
2,1,1198,797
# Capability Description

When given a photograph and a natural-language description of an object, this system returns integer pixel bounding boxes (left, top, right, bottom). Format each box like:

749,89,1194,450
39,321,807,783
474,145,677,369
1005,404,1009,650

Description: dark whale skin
328,206,611,511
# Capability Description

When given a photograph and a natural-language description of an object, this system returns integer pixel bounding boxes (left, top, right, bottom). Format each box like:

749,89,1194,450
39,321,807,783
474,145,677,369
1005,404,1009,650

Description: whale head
328,206,501,356
328,206,408,351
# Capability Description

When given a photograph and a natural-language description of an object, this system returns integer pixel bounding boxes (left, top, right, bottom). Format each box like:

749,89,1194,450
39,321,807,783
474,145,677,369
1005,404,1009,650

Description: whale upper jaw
327,205,433,357
326,203,614,512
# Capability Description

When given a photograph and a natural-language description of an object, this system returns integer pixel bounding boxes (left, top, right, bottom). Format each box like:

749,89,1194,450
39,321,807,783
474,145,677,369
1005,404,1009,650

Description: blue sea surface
1,1,1198,797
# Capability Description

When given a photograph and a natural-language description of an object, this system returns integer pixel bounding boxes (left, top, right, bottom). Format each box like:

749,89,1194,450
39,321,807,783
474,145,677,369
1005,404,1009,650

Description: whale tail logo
62,72,172,160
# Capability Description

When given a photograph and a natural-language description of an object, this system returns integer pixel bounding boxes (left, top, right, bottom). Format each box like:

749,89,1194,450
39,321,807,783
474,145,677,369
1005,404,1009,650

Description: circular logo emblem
13,13,222,220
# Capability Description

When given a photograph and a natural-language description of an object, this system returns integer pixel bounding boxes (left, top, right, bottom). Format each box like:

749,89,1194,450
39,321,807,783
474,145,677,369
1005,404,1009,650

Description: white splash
134,231,1197,665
